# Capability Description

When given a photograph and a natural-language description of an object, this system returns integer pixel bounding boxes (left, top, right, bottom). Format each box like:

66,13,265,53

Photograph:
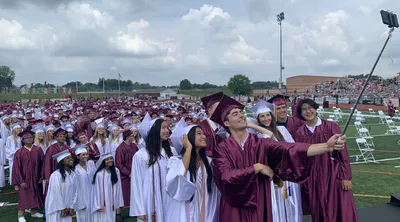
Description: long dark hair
256,112,285,142
92,158,118,185
57,159,75,182
146,119,173,166
180,126,213,201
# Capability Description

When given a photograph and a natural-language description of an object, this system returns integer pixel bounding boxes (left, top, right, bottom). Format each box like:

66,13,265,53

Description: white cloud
109,33,165,57
221,36,266,64
57,3,113,30
182,4,230,28
127,19,149,34
0,18,36,50
322,58,340,65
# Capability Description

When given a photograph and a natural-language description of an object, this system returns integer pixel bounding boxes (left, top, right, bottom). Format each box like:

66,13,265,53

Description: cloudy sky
0,0,399,86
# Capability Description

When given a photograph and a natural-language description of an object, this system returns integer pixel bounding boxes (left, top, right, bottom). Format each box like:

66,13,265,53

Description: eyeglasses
301,106,314,113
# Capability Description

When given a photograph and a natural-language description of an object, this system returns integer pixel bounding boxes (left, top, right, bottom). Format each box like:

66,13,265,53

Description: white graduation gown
0,138,4,188
107,139,122,158
129,147,177,221
5,136,21,185
91,138,109,155
74,161,96,222
45,170,78,222
271,126,303,222
91,168,124,222
165,156,220,222
136,138,146,150
0,123,10,147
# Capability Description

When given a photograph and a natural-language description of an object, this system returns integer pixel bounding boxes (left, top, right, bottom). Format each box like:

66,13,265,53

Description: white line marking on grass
351,157,400,164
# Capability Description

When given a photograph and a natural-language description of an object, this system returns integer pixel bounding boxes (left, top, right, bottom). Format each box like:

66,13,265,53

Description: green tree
0,66,16,92
227,74,252,96
179,79,192,90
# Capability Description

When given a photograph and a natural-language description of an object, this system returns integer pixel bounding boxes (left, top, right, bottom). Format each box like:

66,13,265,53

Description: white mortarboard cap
96,152,114,169
12,123,22,131
94,118,104,125
138,113,158,141
66,127,74,132
121,119,132,126
96,122,105,129
250,100,275,116
33,126,45,134
70,145,87,156
170,117,196,154
46,124,56,132
52,150,71,163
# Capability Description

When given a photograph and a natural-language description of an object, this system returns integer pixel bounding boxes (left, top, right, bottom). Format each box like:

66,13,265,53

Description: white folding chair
352,138,376,163
358,128,375,147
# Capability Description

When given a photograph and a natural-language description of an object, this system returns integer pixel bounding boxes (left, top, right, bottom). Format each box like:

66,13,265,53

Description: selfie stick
331,27,395,160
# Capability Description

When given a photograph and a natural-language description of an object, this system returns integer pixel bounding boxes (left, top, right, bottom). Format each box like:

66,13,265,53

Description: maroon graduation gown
12,146,45,210
42,143,70,196
294,119,358,222
388,104,395,117
277,116,304,138
86,142,100,162
115,142,138,206
212,133,311,222
198,119,224,157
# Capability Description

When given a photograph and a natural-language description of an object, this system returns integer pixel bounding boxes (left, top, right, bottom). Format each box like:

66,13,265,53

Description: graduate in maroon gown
115,130,138,207
294,98,358,222
198,92,224,157
210,95,347,222
268,95,304,137
388,100,395,117
13,129,45,221
42,128,70,195
76,130,100,162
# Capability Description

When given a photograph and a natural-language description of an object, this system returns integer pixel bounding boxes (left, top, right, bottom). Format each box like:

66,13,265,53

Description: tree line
1,65,285,96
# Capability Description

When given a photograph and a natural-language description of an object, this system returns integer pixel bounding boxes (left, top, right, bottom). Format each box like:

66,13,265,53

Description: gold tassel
283,181,288,200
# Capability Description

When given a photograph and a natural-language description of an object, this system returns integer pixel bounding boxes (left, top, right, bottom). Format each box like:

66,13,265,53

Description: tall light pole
277,12,285,94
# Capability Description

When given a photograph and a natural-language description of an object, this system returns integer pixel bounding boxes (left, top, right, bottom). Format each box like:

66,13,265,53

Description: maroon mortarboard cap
267,94,287,106
201,92,224,110
28,118,36,124
18,129,35,138
76,130,87,138
54,128,66,136
122,130,133,140
210,95,245,127
125,113,133,118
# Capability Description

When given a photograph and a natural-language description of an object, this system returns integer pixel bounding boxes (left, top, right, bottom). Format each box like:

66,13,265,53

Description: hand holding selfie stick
331,10,398,160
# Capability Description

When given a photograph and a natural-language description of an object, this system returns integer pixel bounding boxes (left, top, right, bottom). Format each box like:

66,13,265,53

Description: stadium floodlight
277,12,285,94
332,10,398,160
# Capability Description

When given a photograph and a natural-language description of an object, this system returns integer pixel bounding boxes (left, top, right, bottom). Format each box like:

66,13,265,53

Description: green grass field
0,109,399,221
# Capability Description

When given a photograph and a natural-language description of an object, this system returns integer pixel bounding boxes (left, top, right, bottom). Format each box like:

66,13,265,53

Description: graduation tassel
283,182,288,200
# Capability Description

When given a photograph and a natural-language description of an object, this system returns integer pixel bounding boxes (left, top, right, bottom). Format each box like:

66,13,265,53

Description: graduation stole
101,170,114,212
186,164,206,222
152,161,162,222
